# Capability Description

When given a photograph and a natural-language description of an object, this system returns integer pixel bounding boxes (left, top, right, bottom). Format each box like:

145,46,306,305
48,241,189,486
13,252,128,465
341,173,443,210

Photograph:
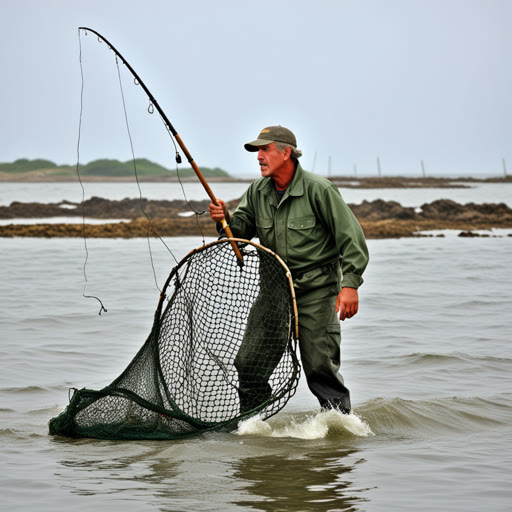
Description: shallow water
1,180,512,207
1,234,511,511
0,217,131,225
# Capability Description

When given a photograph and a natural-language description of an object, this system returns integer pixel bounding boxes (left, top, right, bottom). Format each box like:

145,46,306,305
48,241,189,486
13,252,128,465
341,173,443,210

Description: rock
458,231,489,237
2,197,512,239
420,199,512,222
349,200,416,221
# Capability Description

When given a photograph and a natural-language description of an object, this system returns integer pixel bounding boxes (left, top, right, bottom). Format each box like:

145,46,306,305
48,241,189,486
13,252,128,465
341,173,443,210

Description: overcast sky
1,0,510,176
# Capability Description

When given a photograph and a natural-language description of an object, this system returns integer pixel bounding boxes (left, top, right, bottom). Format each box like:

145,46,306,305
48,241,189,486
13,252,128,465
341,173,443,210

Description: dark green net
49,239,300,440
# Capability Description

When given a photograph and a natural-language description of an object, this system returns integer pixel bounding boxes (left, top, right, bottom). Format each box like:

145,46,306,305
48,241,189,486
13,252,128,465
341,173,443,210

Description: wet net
49,239,301,440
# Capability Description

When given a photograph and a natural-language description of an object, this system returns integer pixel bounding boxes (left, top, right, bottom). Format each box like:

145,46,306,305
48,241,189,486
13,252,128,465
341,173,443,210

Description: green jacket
226,163,369,295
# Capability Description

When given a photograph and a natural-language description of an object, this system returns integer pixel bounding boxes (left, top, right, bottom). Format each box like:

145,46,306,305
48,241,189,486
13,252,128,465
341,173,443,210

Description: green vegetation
0,158,66,172
0,158,231,178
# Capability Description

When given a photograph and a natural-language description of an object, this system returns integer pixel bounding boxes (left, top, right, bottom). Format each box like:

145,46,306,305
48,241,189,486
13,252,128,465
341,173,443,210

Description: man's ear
283,146,292,161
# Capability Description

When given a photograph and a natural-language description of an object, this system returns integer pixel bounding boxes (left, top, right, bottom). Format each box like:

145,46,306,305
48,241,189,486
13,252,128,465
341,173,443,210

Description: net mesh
49,239,301,440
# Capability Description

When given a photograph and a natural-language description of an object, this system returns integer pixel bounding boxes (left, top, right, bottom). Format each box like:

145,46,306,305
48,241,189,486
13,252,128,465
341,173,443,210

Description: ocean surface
1,180,512,207
1,183,511,511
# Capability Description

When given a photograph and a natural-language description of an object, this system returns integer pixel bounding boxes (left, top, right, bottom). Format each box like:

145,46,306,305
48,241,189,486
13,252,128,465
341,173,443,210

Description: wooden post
377,157,382,177
421,160,426,177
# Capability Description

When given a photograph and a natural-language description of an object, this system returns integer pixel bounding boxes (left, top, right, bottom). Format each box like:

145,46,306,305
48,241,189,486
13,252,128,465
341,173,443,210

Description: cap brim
244,138,273,152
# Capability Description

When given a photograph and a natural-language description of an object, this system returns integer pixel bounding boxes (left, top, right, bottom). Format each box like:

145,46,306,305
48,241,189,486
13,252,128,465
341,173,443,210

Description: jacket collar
262,162,305,198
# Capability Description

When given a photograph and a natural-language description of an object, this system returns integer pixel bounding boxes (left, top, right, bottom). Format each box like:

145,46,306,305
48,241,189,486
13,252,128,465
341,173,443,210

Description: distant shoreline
0,174,251,183
2,174,511,189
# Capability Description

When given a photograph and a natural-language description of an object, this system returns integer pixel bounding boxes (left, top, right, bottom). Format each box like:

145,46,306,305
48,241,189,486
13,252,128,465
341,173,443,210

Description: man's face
257,143,289,178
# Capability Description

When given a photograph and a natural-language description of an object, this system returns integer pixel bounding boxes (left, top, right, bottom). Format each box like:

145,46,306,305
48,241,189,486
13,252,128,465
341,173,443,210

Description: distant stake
421,160,426,178
503,158,508,178
377,157,382,177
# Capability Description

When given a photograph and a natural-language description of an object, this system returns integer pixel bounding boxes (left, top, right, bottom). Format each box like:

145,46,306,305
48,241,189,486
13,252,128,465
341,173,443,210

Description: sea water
1,232,511,511
1,180,512,207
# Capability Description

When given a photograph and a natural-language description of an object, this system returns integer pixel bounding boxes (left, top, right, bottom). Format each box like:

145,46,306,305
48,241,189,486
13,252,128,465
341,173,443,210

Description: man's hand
335,287,359,321
208,199,230,222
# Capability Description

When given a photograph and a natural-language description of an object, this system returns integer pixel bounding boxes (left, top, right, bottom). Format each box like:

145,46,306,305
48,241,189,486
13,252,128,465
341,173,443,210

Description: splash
236,409,374,439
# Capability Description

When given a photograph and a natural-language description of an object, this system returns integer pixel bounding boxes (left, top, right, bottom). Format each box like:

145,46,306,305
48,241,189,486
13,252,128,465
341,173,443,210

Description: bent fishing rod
79,27,243,264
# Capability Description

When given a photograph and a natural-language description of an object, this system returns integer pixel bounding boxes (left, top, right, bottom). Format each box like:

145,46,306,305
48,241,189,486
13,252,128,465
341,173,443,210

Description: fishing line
76,27,236,306
121,60,208,252
157,112,207,246
115,54,178,292
176,160,207,247
76,28,107,315
77,27,242,267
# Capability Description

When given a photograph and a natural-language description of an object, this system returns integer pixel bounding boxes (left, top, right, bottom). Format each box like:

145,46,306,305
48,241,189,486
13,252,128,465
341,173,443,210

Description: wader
235,264,350,414
225,164,368,414
295,291,350,412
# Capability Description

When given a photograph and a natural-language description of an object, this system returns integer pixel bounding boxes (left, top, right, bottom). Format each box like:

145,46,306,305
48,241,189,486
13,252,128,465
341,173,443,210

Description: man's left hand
335,287,359,321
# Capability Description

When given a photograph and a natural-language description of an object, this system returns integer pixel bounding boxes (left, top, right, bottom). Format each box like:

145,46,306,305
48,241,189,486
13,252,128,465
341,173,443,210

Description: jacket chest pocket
287,215,317,249
256,217,274,248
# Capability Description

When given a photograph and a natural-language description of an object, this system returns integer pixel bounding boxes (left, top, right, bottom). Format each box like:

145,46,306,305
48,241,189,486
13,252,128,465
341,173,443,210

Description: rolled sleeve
341,272,364,289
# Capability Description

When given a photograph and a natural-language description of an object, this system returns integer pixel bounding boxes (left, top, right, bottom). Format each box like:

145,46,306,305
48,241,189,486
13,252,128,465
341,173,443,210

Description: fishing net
49,239,300,440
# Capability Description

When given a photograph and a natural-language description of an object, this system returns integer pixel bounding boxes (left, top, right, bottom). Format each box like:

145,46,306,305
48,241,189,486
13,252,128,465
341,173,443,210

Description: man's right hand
208,199,230,222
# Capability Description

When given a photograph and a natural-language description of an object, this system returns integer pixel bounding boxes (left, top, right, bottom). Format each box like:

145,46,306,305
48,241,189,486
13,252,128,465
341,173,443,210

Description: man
209,126,369,413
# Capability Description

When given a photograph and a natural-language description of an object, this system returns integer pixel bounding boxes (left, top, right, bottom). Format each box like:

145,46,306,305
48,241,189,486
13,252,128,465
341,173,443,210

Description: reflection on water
53,440,181,509
231,444,370,511
51,434,371,511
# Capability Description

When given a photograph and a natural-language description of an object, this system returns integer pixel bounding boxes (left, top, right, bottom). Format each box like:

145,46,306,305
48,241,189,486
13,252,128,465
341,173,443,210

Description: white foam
236,409,373,439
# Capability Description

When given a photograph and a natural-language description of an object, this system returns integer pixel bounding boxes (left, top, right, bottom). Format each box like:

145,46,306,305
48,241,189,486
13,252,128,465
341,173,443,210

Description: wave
26,405,67,416
0,427,46,440
236,409,374,440
236,394,512,440
0,384,74,395
400,352,512,364
352,352,512,370
0,385,50,394
356,395,512,436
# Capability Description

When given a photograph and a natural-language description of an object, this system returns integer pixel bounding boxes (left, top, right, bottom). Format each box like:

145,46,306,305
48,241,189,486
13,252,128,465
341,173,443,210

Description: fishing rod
78,27,243,264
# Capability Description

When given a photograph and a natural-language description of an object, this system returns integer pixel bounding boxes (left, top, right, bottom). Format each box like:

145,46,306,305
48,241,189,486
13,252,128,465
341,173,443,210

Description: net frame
49,238,301,440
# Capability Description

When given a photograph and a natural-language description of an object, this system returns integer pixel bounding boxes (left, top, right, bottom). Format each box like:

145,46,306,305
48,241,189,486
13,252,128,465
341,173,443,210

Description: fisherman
209,126,369,413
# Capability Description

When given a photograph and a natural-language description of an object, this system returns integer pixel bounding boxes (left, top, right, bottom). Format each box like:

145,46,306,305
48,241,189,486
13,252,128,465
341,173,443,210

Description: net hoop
157,238,299,341
49,237,301,440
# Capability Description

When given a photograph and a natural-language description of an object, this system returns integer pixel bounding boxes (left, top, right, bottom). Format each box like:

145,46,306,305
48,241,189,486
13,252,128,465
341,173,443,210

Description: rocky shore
1,197,511,239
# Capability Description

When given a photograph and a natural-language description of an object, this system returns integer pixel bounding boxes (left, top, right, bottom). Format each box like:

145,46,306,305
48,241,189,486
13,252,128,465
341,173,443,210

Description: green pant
296,292,351,412
235,289,350,413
